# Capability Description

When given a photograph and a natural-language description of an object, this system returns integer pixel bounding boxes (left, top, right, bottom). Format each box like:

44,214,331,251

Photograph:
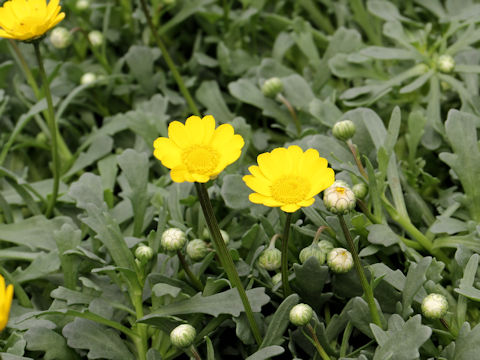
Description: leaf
196,81,235,122
455,254,479,327
359,46,418,60
139,288,270,321
292,258,329,309
124,45,160,95
54,223,82,289
402,257,432,318
63,318,135,360
245,346,284,360
430,217,468,235
25,327,78,360
261,294,299,348
454,323,480,360
221,174,251,210
367,224,400,247
347,297,385,337
13,250,60,284
371,315,432,360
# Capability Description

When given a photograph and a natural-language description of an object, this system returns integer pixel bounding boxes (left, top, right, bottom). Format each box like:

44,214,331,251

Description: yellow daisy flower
243,145,335,213
153,115,244,183
0,0,65,41
0,275,13,331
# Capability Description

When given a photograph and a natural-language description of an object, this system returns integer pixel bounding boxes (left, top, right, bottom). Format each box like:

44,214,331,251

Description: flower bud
49,27,72,49
135,245,154,263
258,248,282,271
289,303,313,326
272,273,282,285
88,30,104,47
323,185,356,214
299,244,325,265
161,228,186,251
80,72,97,85
327,248,354,273
437,54,455,73
421,293,448,320
332,120,356,141
186,239,209,261
318,240,334,256
76,0,90,10
352,183,368,199
170,324,196,348
262,77,283,98
324,180,349,195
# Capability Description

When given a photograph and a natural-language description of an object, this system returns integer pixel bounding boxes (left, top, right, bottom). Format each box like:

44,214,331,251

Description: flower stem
138,0,200,116
281,212,293,297
194,183,262,345
190,346,202,360
131,287,148,360
347,140,368,180
33,41,61,218
305,324,332,360
277,94,301,136
177,250,203,291
338,214,382,328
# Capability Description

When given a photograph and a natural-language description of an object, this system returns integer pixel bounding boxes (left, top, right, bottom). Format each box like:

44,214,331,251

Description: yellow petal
308,168,335,198
249,193,282,207
185,115,205,144
242,174,271,196
201,115,216,143
257,147,289,180
168,121,191,148
297,198,315,207
210,123,234,148
280,204,300,213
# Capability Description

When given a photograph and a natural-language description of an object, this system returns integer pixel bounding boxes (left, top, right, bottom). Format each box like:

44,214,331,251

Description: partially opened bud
332,120,356,141
327,248,353,273
262,77,283,98
170,324,196,348
289,303,313,326
421,293,448,320
161,228,186,251
324,185,356,214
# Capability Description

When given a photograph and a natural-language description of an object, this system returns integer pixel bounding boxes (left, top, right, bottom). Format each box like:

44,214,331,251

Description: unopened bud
272,273,282,285
88,30,104,47
318,240,334,256
437,54,455,73
80,72,96,85
50,27,72,49
327,248,354,273
332,120,356,141
299,244,325,265
289,303,313,326
421,293,448,320
161,228,186,251
258,248,282,271
135,245,154,263
262,77,283,98
352,183,368,199
170,324,196,348
186,239,209,261
324,185,356,214
76,0,90,10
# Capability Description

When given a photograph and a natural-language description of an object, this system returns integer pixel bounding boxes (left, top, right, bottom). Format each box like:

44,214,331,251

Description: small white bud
421,293,448,320
352,183,368,199
289,303,313,326
135,245,154,263
324,185,356,214
80,72,97,85
258,248,282,271
170,324,196,348
437,54,455,73
327,248,354,273
88,30,104,47
76,0,90,10
186,239,209,261
49,27,72,49
272,273,282,285
161,228,186,251
261,77,283,98
299,244,325,265
332,120,356,141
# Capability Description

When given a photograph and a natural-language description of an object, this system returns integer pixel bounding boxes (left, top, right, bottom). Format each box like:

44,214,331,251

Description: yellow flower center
271,176,310,204
335,187,346,194
182,145,220,175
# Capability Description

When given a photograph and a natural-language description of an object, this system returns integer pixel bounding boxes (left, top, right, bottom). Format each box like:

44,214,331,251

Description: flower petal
185,115,205,144
249,193,282,207
280,204,300,213
168,121,192,148
153,137,182,168
243,174,271,196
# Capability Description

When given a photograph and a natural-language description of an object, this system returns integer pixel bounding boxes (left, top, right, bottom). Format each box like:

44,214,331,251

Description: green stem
281,212,293,297
340,321,353,357
277,94,301,136
305,324,332,360
189,346,202,360
356,199,381,224
338,214,382,328
177,250,203,291
195,183,262,345
138,0,200,116
347,140,368,180
33,42,61,218
131,289,148,360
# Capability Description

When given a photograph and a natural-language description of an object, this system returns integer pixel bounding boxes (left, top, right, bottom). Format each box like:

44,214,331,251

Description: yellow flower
153,115,244,183
0,275,13,331
0,0,65,41
243,145,335,213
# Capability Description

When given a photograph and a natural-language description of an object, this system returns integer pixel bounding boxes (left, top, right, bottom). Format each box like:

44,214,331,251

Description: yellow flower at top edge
0,275,13,331
153,115,245,183
243,145,335,213
0,0,65,41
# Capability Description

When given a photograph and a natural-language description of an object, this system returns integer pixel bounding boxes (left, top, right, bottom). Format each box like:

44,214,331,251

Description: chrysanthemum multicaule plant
243,145,335,296
0,275,13,331
0,0,65,41
153,115,263,345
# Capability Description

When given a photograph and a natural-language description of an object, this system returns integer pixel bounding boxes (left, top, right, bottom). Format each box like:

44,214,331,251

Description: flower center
182,145,220,175
271,176,310,204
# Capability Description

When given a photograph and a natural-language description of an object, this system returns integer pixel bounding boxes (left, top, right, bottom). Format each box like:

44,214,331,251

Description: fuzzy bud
318,240,334,256
299,244,325,265
272,273,282,286
170,324,196,348
324,185,356,214
186,239,209,261
88,30,104,47
135,245,154,263
437,54,455,73
421,293,448,320
258,248,282,271
327,248,354,273
352,183,368,199
80,72,96,85
76,0,90,10
49,27,72,49
262,77,283,98
332,120,356,141
289,303,313,326
161,228,186,251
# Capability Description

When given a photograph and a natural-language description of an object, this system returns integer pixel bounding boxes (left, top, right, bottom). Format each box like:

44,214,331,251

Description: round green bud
258,248,282,271
421,293,448,320
76,0,90,10
299,244,326,265
202,228,229,244
289,303,313,326
327,248,354,273
170,324,196,348
135,245,154,263
332,120,356,141
262,77,283,98
324,185,356,214
80,72,96,85
161,228,186,251
88,30,104,47
272,273,282,286
186,239,209,261
318,240,334,256
437,54,455,73
49,27,72,49
352,183,368,199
